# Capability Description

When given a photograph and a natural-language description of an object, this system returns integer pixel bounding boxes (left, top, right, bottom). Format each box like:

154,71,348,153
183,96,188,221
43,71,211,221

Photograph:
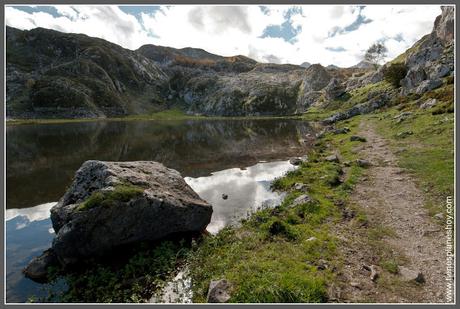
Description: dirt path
333,120,447,303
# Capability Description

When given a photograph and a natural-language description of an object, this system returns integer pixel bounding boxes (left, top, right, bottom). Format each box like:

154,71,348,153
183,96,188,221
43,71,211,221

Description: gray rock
350,281,361,289
292,194,312,206
415,79,443,94
434,213,444,220
428,64,450,80
23,249,58,282
433,6,454,43
393,112,412,120
363,264,379,281
355,159,371,168
324,78,346,100
325,154,339,163
396,131,414,138
420,98,438,109
332,127,350,134
293,183,308,191
400,66,426,91
207,279,232,303
393,112,413,123
322,93,389,124
399,266,425,284
289,157,302,166
370,265,379,281
350,135,367,142
48,160,212,266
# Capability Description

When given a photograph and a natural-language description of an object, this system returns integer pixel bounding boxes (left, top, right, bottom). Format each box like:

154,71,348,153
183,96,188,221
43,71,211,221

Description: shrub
383,63,408,88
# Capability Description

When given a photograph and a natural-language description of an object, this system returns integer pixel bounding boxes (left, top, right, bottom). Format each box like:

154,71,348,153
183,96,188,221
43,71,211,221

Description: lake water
6,119,315,302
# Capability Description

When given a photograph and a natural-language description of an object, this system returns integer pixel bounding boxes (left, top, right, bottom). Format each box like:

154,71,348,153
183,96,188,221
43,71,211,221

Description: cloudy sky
6,5,441,67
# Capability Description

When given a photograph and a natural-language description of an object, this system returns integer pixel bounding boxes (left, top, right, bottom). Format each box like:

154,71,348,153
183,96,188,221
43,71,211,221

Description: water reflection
186,160,294,234
6,118,315,302
7,119,314,210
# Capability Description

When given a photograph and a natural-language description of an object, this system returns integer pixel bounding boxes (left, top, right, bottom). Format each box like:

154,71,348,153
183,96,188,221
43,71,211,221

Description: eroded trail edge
334,120,447,303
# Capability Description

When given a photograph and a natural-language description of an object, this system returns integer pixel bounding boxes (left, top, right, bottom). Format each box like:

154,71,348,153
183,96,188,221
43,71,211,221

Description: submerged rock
44,160,212,267
23,249,58,282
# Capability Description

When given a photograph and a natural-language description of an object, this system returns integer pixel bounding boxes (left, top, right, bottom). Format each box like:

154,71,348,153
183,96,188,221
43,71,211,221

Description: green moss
76,184,145,211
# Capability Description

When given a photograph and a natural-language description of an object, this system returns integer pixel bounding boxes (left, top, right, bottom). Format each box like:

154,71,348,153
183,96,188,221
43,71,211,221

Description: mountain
5,6,454,119
6,26,167,118
350,60,376,69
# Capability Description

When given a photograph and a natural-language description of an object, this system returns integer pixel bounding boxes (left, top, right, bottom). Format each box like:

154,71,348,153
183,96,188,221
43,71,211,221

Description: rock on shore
24,160,212,279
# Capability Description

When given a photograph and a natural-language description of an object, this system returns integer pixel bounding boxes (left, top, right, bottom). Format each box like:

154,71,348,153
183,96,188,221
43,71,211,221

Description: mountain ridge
5,6,454,119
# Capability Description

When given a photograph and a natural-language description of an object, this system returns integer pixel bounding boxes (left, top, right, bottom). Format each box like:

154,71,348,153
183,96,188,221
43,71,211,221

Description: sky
5,5,442,67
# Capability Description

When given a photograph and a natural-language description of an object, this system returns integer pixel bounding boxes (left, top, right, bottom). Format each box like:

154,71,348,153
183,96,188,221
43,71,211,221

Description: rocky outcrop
323,91,390,124
7,27,168,119
433,6,454,43
324,78,346,100
400,6,454,95
27,160,212,270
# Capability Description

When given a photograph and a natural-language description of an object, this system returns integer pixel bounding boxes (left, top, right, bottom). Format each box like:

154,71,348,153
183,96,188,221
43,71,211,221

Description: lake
6,119,316,302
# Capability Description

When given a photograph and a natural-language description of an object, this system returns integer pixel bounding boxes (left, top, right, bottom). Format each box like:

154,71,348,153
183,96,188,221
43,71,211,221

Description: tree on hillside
364,42,388,69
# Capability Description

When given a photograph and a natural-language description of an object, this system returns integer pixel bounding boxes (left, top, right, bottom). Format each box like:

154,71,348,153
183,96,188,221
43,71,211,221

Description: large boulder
49,160,212,266
399,6,454,95
324,78,346,101
433,6,454,43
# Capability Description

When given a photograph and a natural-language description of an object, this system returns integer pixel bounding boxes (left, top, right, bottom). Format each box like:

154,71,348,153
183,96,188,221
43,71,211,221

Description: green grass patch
7,108,303,126
76,184,145,211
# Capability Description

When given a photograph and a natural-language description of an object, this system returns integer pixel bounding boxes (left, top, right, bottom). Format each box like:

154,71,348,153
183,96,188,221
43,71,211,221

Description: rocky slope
6,6,454,119
7,26,168,118
323,6,454,124
6,27,367,118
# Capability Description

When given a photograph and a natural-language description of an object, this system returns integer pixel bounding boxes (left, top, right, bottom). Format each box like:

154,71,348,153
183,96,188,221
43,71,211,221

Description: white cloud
5,5,156,50
5,5,442,67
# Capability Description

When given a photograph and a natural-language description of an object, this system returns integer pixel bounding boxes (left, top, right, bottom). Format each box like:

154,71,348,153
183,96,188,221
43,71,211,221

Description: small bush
267,219,298,240
383,63,408,88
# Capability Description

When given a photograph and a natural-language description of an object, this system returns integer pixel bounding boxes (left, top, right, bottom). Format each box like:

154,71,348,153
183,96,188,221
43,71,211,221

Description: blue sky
6,5,441,67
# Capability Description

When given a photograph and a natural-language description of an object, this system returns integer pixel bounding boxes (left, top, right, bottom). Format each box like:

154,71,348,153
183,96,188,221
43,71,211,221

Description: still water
6,119,315,302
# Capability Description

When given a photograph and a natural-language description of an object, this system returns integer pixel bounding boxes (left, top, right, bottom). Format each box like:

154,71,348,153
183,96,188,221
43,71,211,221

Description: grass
187,117,366,303
76,183,145,211
6,108,304,126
